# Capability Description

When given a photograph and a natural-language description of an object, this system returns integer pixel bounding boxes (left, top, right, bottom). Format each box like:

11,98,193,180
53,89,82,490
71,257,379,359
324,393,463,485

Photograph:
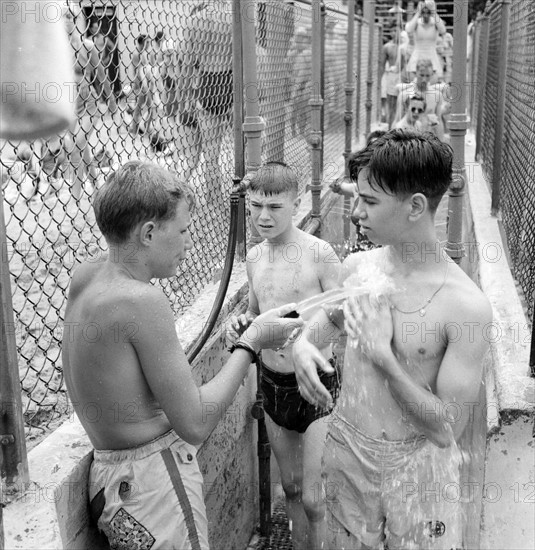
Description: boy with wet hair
63,160,302,549
228,161,341,549
293,129,492,549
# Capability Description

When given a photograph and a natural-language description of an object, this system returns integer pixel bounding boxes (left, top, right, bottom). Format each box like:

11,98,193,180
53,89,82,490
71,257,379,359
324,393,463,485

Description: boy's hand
240,303,304,353
344,294,394,367
329,178,342,194
226,313,252,348
292,338,334,409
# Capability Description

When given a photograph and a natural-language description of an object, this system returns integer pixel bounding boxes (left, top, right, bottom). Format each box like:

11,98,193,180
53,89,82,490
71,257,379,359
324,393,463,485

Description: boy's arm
134,287,302,446
293,252,354,407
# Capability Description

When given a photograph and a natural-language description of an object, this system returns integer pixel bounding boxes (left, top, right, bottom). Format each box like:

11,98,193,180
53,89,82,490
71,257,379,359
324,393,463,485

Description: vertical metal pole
343,0,356,245
490,0,511,215
241,0,265,246
530,301,535,376
308,0,324,222
474,12,489,161
355,15,362,140
344,0,356,175
0,201,29,492
233,0,246,261
364,0,376,137
240,0,270,536
376,24,383,122
444,0,469,265
320,1,326,176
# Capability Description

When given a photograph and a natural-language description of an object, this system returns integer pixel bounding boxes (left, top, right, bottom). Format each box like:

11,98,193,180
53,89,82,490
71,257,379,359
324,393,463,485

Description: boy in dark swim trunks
228,162,341,550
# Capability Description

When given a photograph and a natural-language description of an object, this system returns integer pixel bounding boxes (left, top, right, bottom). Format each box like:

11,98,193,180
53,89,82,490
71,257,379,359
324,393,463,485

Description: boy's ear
408,193,427,220
293,196,301,214
139,221,156,245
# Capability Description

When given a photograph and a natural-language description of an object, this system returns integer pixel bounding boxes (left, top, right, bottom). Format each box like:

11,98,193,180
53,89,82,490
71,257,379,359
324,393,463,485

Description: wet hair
155,30,164,43
415,58,434,72
348,128,452,212
249,161,299,196
93,161,195,244
366,130,386,146
136,34,147,47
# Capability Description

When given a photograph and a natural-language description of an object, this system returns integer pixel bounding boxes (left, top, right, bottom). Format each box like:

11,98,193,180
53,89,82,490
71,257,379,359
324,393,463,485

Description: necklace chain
392,260,450,317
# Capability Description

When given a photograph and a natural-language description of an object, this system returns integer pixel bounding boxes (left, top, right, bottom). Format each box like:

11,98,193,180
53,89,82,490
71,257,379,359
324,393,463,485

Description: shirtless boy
62,161,302,549
293,129,492,549
228,162,341,549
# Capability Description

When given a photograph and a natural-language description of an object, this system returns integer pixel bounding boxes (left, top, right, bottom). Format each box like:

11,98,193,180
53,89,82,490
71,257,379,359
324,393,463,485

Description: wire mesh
257,1,314,196
500,0,535,320
1,0,237,435
478,0,501,185
1,0,383,439
323,8,350,178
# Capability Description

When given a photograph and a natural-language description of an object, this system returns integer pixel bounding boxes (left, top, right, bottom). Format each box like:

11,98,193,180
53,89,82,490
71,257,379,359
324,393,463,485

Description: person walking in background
393,95,426,131
405,0,446,82
380,27,404,129
130,34,154,136
394,58,448,140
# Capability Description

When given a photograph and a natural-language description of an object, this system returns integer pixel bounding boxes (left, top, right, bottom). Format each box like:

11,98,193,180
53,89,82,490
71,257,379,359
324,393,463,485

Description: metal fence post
0,199,29,492
308,0,324,222
490,0,511,215
474,11,490,161
241,0,265,246
364,0,376,137
444,0,470,265
343,0,356,244
355,15,362,140
233,0,246,261
344,0,356,174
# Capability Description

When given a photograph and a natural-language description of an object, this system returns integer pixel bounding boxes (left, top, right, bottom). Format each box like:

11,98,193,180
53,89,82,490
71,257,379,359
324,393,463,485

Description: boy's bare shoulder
341,247,383,275
446,262,493,324
69,259,168,312
299,231,339,261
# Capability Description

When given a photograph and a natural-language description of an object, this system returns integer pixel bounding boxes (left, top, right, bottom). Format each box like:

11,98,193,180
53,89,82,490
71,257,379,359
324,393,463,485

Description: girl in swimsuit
405,0,446,82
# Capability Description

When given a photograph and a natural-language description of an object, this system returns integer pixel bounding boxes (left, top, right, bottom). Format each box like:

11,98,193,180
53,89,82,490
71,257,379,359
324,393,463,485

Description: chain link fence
1,0,382,441
474,0,535,322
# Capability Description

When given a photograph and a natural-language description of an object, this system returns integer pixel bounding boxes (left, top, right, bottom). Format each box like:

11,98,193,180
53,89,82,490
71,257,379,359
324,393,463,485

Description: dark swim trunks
260,357,341,433
198,70,233,116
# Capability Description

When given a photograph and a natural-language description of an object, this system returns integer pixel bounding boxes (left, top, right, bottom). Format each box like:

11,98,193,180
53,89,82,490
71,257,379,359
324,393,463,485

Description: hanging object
0,0,76,139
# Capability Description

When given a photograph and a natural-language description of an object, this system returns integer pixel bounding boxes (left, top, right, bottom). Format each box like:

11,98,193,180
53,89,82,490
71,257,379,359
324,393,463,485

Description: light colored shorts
324,412,463,549
381,69,400,98
89,430,209,550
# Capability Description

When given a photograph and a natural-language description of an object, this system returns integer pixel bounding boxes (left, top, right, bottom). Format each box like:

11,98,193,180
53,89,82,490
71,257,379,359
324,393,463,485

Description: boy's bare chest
251,253,322,307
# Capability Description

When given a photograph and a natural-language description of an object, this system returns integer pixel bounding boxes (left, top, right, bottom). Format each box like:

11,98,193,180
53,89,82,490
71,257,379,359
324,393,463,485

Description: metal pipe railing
0,199,29,492
232,0,246,262
444,0,470,265
364,0,376,137
474,12,489,161
240,0,271,536
308,0,324,222
344,0,356,244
